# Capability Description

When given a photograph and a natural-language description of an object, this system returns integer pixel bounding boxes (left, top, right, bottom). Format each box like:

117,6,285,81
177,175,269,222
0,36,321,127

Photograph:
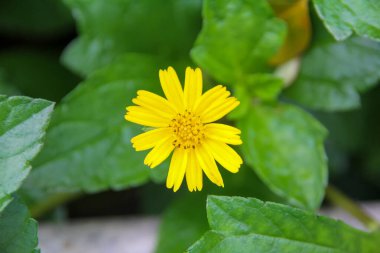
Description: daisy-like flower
125,67,243,192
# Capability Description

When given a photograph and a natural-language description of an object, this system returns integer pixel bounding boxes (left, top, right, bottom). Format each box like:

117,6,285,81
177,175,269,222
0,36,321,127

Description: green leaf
62,0,202,76
0,197,39,253
286,33,380,111
191,0,286,83
287,17,380,114
155,195,209,253
0,0,72,38
0,48,80,102
24,54,170,193
188,196,380,253
0,96,54,211
155,166,283,253
238,103,328,209
229,74,283,120
313,0,380,41
244,74,283,102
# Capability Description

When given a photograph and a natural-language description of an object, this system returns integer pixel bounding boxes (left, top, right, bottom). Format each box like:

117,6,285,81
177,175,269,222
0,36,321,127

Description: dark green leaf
0,198,39,253
286,33,380,111
313,0,380,41
24,54,170,193
0,96,54,211
191,0,286,83
62,0,202,76
188,196,380,253
0,48,80,101
238,103,327,209
0,0,72,38
155,195,209,253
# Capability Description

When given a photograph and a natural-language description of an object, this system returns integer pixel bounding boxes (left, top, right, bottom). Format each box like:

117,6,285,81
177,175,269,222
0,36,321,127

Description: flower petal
125,106,170,127
204,139,242,173
195,144,224,187
159,67,184,112
185,149,203,191
133,90,177,117
166,148,188,192
204,123,242,145
201,97,240,123
131,128,171,151
144,135,174,168
194,85,230,114
184,67,202,111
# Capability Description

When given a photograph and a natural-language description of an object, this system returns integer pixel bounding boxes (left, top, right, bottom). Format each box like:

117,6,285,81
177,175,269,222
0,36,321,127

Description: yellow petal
166,148,188,192
201,97,240,123
125,106,170,127
204,139,242,173
194,85,230,115
195,144,224,187
185,149,203,192
144,135,174,168
204,123,242,145
159,67,184,112
184,67,202,111
131,128,171,151
134,90,177,116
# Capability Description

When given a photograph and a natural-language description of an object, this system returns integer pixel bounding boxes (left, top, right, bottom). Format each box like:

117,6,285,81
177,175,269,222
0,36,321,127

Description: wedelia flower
125,67,243,192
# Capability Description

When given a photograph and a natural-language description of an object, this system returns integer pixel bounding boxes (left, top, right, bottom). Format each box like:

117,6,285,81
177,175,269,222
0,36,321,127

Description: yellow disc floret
170,110,205,149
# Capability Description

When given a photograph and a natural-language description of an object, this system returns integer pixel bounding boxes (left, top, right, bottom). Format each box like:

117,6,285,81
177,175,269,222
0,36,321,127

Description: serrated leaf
0,197,39,253
313,0,380,42
62,0,201,76
24,54,170,194
238,103,327,209
188,196,380,253
191,0,286,84
0,96,54,211
286,29,380,111
155,166,283,253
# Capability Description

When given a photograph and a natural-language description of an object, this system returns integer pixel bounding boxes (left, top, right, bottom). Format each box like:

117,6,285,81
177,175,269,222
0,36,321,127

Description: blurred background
1,0,379,252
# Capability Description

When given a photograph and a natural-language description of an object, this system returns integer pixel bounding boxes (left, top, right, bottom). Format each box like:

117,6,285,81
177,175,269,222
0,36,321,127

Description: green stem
30,192,82,219
325,185,380,231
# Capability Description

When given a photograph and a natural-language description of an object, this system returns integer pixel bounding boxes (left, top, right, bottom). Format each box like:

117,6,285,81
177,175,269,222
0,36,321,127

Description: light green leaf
62,0,202,76
24,54,170,193
229,74,283,120
191,0,286,83
238,103,327,209
313,0,380,41
188,196,380,253
0,96,54,211
0,197,39,253
286,33,380,111
244,74,283,102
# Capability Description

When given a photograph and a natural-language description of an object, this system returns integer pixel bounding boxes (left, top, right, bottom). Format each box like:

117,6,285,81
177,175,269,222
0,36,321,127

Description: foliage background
0,0,379,252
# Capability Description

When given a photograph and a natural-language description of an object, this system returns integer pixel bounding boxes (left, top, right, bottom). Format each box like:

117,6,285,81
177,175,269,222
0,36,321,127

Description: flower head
125,67,243,192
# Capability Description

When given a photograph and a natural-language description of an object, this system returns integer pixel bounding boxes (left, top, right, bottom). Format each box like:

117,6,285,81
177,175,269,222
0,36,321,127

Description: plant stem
30,192,82,219
325,185,380,231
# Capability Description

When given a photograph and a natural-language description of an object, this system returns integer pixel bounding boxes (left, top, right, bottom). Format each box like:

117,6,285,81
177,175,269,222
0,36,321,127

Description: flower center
169,110,205,149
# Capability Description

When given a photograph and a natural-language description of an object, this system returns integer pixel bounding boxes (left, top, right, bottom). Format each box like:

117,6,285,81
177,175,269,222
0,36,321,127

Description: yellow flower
125,66,243,192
